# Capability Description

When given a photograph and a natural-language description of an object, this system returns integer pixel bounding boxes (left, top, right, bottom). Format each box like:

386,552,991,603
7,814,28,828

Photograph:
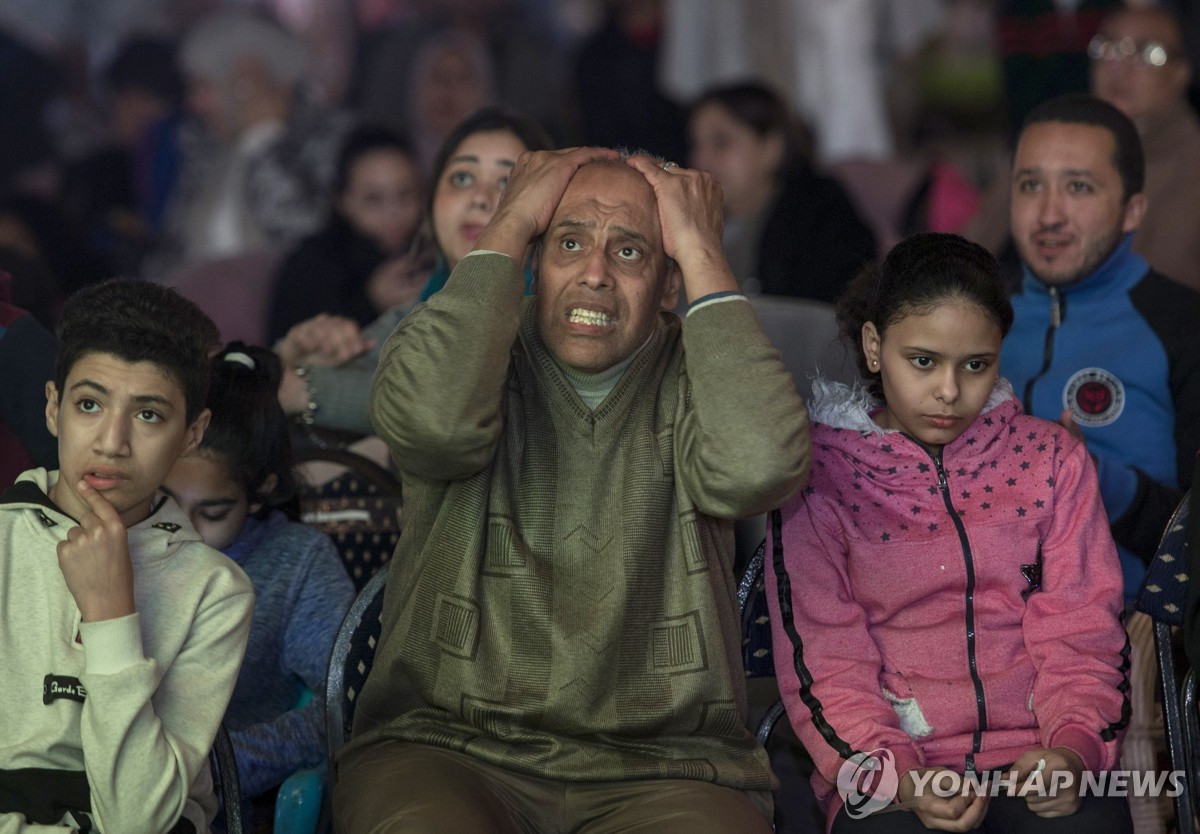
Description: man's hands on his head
897,767,989,832
625,156,740,303
475,146,621,263
58,480,136,623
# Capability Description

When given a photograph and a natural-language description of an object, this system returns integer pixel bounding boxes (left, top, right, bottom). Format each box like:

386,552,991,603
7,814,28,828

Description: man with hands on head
0,280,253,833
332,147,811,833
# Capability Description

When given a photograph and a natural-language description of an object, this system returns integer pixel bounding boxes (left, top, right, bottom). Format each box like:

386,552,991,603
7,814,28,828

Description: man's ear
659,262,683,311
44,381,60,439
1121,192,1148,233
182,408,211,456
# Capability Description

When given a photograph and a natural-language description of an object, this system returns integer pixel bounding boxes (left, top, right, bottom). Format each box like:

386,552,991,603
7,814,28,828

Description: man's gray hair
180,8,310,88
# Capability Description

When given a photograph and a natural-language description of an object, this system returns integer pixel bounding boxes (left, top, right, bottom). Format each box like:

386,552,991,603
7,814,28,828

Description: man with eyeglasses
1090,5,1200,293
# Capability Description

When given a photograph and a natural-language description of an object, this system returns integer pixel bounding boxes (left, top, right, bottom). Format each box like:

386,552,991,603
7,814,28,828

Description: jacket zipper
931,447,988,772
1021,287,1063,414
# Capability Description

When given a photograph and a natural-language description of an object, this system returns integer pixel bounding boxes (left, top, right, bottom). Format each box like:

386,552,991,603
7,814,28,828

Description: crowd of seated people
272,107,553,443
1,2,1200,833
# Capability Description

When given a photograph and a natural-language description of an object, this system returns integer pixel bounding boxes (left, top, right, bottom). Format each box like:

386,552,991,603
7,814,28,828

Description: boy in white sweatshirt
0,279,254,833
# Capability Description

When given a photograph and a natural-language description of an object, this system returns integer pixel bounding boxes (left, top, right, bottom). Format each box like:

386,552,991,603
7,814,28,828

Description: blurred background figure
0,27,63,198
0,270,58,490
995,0,1122,136
0,0,186,194
268,124,425,342
830,0,1011,260
148,6,351,280
687,81,876,302
60,35,185,279
573,0,687,162
1090,4,1200,292
351,0,571,152
274,107,553,444
257,0,358,106
404,28,497,176
0,194,107,310
662,0,944,163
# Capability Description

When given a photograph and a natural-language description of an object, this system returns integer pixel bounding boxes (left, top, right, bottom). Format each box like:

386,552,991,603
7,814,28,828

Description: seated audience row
1,43,1199,834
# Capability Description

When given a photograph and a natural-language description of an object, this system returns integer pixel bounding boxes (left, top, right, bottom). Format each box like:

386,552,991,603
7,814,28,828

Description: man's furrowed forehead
548,217,654,248
550,163,661,240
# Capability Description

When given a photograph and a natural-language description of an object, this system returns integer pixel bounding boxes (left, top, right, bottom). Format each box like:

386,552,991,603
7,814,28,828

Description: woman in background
268,124,425,342
687,81,877,303
274,107,554,440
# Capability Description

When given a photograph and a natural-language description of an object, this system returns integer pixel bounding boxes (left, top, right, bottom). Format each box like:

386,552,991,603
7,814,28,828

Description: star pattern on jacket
809,394,1073,602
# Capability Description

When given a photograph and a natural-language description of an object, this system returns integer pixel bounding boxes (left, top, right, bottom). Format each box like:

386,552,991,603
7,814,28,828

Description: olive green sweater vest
349,253,809,790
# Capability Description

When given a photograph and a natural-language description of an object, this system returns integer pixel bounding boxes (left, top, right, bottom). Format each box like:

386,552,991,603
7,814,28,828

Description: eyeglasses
1088,34,1173,68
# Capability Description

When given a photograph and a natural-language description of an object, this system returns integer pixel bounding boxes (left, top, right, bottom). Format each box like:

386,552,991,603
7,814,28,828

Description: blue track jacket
1000,234,1200,597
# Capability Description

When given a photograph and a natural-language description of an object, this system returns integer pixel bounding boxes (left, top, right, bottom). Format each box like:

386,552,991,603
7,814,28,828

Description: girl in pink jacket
766,233,1132,833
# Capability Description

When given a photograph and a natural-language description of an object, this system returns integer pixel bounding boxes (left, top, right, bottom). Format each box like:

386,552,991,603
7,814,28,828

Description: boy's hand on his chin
58,480,136,623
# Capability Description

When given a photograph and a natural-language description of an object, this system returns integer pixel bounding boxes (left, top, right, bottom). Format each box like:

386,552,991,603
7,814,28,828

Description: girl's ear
249,473,279,513
862,321,882,371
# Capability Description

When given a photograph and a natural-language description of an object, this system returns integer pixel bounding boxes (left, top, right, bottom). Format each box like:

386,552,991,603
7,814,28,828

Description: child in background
766,233,1132,832
0,279,253,832
267,124,425,341
162,343,354,818
273,107,554,439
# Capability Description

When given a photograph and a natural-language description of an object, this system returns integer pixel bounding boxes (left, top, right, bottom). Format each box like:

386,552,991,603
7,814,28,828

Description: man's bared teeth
568,309,612,326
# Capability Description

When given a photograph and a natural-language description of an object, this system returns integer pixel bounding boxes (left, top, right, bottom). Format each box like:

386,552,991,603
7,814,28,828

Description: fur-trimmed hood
802,376,1028,498
808,376,1017,435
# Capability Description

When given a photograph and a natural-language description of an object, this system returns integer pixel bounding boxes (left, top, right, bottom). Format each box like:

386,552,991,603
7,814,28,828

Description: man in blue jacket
1000,92,1200,597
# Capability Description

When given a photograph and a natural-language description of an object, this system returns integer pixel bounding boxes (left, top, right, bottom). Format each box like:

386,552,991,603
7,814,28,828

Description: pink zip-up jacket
765,379,1128,823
